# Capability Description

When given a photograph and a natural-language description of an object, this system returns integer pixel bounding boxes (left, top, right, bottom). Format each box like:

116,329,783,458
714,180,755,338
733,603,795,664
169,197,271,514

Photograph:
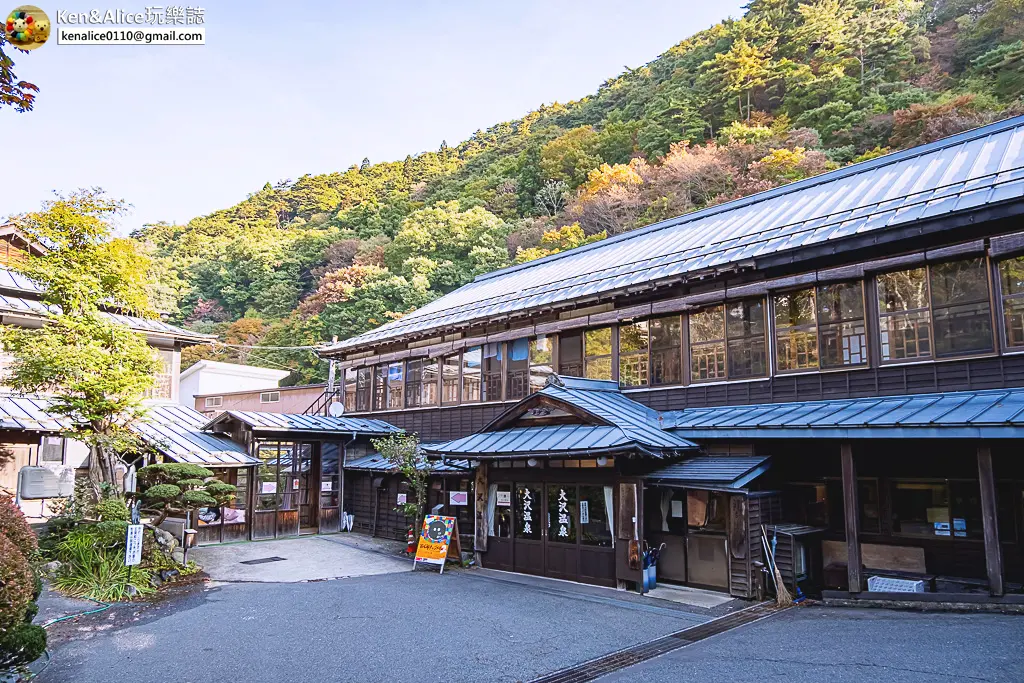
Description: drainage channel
529,602,782,683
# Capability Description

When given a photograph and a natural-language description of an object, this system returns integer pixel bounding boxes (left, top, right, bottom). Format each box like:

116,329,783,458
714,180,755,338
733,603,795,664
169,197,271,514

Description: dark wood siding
741,492,783,599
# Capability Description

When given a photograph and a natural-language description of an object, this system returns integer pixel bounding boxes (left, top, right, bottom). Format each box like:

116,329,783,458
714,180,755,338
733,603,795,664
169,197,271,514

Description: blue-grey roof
664,388,1024,439
135,405,258,467
344,451,472,474
425,375,695,458
327,115,1024,353
204,410,401,436
0,394,69,432
646,456,771,490
0,267,214,343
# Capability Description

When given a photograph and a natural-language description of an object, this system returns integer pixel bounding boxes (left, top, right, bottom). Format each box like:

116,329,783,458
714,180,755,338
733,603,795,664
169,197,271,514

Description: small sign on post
125,522,144,588
413,515,460,574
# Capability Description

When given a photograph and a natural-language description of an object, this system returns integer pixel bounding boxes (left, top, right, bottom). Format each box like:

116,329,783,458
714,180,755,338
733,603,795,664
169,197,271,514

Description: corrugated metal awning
645,456,771,490
0,394,69,432
344,452,472,474
663,388,1024,439
135,405,257,467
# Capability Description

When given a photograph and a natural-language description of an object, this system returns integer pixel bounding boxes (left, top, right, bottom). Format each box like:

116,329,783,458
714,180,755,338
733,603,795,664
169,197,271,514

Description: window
260,391,280,404
929,258,993,357
489,483,512,538
726,298,767,378
506,338,530,401
355,366,372,412
144,349,175,400
548,484,577,543
690,306,726,381
687,490,727,532
584,327,613,380
579,485,613,547
386,362,404,409
462,347,482,403
559,331,583,377
817,282,867,368
343,368,357,412
999,256,1024,349
372,365,387,411
529,336,553,393
878,268,932,362
774,289,818,371
775,282,867,372
618,321,649,387
515,484,542,539
481,343,502,401
891,481,950,537
650,315,682,386
205,396,223,409
404,358,438,408
441,354,460,405
879,259,993,362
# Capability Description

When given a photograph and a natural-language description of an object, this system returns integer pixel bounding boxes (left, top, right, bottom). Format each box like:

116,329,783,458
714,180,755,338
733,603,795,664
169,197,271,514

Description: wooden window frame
617,320,650,388
441,352,461,406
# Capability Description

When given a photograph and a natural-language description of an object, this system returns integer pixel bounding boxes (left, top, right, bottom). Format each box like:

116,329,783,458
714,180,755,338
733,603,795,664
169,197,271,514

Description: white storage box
867,575,925,593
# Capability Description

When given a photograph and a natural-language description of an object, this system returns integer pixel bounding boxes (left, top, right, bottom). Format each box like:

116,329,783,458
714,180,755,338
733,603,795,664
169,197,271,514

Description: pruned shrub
0,495,37,560
0,535,34,632
95,497,130,522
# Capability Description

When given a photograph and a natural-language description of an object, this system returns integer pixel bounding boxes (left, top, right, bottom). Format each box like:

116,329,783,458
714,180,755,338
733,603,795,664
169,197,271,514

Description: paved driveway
188,534,413,582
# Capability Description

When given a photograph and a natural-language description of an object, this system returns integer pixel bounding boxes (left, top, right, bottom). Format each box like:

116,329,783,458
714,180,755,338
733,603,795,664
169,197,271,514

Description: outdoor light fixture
527,458,538,467
596,456,608,467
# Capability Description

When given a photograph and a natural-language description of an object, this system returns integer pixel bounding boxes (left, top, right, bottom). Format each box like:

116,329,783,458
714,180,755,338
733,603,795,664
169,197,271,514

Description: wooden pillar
473,461,489,562
977,445,1004,597
840,442,862,593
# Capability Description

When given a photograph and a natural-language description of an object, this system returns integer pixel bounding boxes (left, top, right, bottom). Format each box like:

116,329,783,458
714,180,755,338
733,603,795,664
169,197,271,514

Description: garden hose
24,598,113,680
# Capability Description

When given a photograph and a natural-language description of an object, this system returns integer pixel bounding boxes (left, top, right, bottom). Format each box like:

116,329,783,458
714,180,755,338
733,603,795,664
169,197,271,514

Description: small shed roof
0,394,69,432
663,388,1024,439
203,410,401,436
135,405,257,467
425,375,695,459
645,456,771,490
325,115,1024,354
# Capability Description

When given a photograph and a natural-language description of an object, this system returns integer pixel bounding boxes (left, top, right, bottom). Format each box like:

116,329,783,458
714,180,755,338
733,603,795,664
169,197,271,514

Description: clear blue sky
2,1,746,233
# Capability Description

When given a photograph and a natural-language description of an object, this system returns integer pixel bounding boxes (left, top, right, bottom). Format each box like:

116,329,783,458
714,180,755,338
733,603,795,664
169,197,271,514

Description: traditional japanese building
313,115,1024,601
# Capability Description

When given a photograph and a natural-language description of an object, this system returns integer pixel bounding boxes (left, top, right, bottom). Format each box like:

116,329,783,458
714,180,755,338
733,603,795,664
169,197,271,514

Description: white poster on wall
496,491,511,507
580,500,590,524
397,493,408,505
261,481,277,494
321,481,333,492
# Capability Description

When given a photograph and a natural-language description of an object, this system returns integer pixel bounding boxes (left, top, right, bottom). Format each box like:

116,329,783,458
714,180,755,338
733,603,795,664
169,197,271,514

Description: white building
179,360,289,411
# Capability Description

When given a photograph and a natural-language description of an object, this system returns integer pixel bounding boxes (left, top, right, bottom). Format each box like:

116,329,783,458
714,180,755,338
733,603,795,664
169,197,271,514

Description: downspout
340,432,356,531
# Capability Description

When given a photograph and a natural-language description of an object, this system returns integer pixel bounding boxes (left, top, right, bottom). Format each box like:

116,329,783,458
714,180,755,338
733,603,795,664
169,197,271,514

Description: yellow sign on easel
413,515,461,574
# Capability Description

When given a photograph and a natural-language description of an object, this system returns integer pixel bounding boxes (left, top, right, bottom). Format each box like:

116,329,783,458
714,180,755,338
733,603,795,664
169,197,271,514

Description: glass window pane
373,365,387,411
878,268,932,362
950,480,983,540
441,354,460,405
404,359,423,408
817,282,865,323
774,289,818,371
1002,257,1024,348
584,327,612,380
356,366,372,412
690,306,726,382
506,338,530,401
930,258,993,357
726,299,767,378
515,484,542,539
462,347,482,402
491,484,512,538
690,305,725,344
529,336,553,393
320,443,340,508
891,481,950,537
482,343,503,401
343,368,357,412
386,362,404,409
649,315,682,386
421,358,439,406
548,484,577,544
579,485,612,547
558,331,583,376
618,321,649,388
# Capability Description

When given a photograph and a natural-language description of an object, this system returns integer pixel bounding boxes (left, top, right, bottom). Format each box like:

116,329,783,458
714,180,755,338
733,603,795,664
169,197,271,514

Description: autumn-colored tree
0,33,39,112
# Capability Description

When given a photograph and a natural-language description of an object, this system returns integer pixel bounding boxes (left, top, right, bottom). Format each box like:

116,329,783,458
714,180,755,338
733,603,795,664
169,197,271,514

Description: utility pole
326,335,338,398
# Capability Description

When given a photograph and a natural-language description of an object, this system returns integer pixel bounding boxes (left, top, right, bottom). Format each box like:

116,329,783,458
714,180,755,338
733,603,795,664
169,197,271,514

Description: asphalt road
38,569,1024,683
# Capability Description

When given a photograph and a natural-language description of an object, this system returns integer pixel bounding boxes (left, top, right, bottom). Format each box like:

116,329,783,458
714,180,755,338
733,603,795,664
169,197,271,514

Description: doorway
252,440,319,540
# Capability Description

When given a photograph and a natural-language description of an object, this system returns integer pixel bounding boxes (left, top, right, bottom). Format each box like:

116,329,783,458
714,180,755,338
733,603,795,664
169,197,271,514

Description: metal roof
646,456,771,490
326,115,1024,354
203,410,402,436
344,451,473,474
663,388,1024,439
425,375,695,458
0,394,69,432
134,405,258,467
0,267,214,343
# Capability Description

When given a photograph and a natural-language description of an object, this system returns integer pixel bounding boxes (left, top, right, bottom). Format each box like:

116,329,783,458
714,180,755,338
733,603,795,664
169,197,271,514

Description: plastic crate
867,575,925,593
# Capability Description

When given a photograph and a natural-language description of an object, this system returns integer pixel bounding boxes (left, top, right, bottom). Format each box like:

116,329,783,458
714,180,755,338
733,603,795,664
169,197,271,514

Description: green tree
372,433,432,532
137,463,237,526
1,191,160,494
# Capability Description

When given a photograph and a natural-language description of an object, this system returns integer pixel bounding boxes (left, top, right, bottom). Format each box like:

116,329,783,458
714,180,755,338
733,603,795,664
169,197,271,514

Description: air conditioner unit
18,465,74,499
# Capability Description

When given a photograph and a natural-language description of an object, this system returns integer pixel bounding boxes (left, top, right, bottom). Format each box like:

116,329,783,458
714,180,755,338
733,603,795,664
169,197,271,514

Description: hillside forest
133,0,1024,384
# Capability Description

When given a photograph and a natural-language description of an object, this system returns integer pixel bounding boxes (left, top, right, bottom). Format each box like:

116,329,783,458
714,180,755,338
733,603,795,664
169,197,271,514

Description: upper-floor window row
341,254,1023,413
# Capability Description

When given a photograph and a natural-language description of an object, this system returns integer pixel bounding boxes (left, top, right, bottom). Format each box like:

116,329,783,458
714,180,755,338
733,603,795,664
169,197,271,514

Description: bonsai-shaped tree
372,433,433,531
137,463,237,526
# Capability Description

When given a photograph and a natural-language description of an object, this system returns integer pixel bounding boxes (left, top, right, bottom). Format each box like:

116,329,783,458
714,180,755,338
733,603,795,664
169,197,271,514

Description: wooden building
312,116,1024,600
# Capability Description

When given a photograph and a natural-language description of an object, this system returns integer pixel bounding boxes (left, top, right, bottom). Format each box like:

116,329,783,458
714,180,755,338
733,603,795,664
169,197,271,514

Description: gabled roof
325,115,1024,354
0,266,214,344
424,375,695,458
134,405,257,467
663,388,1024,439
203,410,401,436
646,456,771,490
